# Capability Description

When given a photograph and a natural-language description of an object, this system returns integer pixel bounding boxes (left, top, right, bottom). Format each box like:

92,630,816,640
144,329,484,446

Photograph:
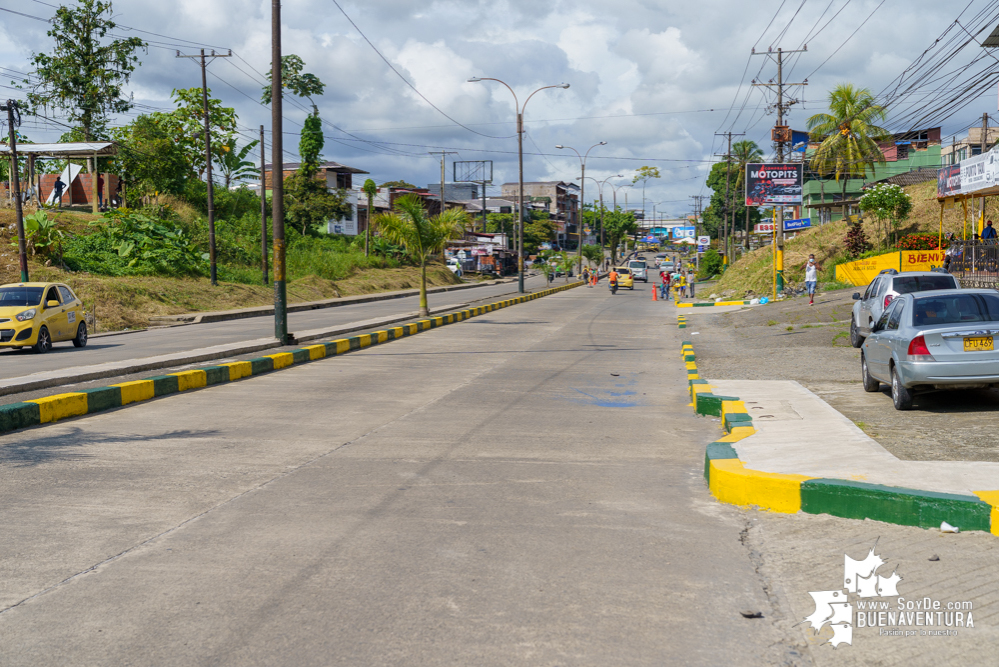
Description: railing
947,240,999,288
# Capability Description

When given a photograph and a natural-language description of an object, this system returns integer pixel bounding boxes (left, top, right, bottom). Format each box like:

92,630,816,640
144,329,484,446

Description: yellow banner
835,250,946,286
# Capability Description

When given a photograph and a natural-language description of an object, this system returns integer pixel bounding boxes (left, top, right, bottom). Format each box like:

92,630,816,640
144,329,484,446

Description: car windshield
629,262,646,268
892,275,957,294
0,286,44,307
912,294,999,326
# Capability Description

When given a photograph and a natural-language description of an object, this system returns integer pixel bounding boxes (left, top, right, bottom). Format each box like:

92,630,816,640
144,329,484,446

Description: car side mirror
46,300,59,308
852,293,861,300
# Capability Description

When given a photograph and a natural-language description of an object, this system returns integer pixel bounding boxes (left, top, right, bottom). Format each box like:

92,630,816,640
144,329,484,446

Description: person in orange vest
608,268,619,293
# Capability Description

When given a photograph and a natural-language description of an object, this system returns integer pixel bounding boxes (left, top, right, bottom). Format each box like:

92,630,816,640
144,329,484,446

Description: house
262,161,369,235
941,126,999,165
499,181,580,247
802,127,941,223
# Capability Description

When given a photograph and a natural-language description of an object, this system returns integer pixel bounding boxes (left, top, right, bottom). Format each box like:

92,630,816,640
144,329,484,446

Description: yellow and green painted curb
0,281,584,437
680,315,999,535
676,300,753,308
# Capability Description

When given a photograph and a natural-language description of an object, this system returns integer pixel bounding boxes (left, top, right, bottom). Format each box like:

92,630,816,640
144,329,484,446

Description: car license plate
964,336,994,352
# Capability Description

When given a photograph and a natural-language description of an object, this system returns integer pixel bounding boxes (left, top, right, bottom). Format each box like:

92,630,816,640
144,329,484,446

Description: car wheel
72,321,88,348
861,353,880,392
32,326,52,354
891,366,913,410
850,318,864,348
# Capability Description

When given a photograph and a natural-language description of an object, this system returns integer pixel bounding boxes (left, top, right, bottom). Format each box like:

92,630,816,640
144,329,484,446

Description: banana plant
217,139,260,189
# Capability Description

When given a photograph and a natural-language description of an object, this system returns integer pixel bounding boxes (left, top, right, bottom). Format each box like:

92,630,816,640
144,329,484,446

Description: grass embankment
711,181,970,298
0,208,462,331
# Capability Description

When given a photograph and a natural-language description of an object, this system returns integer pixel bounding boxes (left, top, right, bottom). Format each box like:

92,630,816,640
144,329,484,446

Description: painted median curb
679,315,999,535
676,300,753,308
0,281,584,438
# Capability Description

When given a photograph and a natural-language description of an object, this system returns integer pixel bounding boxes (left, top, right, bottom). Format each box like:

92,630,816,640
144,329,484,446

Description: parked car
0,282,88,353
861,289,999,410
446,257,463,278
850,269,959,347
628,259,649,282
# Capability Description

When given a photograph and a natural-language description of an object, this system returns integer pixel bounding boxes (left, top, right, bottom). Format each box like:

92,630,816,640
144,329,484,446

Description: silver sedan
861,289,999,410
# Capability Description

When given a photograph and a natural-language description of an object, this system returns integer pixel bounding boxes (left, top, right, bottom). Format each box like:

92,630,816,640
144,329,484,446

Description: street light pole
467,77,569,293
556,141,605,274
610,182,633,263
584,174,622,269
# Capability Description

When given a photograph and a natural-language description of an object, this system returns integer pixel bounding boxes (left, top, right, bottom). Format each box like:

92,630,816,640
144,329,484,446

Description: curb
680,315,999,535
147,276,525,325
675,300,753,308
0,281,583,438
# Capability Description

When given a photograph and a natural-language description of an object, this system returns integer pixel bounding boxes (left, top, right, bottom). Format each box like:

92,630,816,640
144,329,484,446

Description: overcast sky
2,0,998,217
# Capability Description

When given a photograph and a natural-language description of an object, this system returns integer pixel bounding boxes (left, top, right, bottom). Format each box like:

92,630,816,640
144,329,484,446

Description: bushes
844,224,872,257
897,234,947,251
697,248,723,280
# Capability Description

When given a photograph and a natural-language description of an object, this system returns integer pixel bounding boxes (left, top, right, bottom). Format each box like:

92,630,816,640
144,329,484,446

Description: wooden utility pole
260,124,268,286
751,45,807,293
714,131,744,267
176,48,232,286
3,100,28,281
270,0,291,343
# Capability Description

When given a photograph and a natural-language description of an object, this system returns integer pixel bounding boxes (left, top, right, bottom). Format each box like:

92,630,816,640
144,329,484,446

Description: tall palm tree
731,140,764,249
374,194,469,317
807,84,890,221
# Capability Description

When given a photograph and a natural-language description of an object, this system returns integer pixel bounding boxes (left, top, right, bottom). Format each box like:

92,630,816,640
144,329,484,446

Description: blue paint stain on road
608,391,637,397
571,388,638,408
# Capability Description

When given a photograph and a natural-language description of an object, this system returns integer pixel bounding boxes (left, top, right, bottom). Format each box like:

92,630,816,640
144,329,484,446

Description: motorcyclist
608,268,619,294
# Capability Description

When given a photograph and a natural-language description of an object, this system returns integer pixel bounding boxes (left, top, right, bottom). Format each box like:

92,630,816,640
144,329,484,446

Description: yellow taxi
0,282,88,353
612,267,635,289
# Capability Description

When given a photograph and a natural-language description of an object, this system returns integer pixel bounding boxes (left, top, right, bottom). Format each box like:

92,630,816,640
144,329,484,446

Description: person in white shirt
805,254,820,305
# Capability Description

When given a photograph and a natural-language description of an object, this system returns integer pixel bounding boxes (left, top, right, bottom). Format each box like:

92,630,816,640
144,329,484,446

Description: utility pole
690,195,707,270
714,132,744,268
752,45,807,293
3,100,28,282
270,0,291,344
981,112,989,155
429,151,458,216
176,48,232,286
260,125,268,286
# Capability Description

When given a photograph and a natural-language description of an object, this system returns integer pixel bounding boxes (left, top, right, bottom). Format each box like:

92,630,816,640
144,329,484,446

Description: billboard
783,217,811,231
672,226,696,238
959,147,999,194
746,163,803,206
938,164,961,198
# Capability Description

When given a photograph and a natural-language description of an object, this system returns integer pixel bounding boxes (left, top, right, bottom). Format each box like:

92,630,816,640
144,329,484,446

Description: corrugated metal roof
0,142,116,157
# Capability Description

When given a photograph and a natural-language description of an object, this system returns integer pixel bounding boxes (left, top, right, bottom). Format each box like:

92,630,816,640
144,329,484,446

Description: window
891,275,957,294
896,144,910,160
912,294,999,326
875,300,898,331
0,286,43,306
887,300,904,330
58,286,76,303
864,278,880,300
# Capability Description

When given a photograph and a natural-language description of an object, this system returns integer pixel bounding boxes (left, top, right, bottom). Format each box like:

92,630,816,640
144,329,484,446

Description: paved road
2,283,995,665
0,274,550,378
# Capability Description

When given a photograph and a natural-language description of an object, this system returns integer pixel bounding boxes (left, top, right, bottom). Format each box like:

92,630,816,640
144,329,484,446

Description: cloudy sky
2,0,998,217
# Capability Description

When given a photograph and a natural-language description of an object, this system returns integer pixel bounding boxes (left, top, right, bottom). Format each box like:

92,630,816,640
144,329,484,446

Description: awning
0,142,117,158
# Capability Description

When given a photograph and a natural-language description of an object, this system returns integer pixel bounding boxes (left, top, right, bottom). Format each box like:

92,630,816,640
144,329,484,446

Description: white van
628,259,648,282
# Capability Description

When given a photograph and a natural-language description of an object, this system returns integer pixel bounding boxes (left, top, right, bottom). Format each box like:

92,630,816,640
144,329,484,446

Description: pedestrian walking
582,267,590,286
659,269,670,300
983,220,997,242
687,269,695,298
97,173,105,209
679,272,688,298
805,254,821,305
52,176,65,207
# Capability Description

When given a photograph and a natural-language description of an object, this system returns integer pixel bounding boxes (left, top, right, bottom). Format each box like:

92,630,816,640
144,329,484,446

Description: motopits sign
746,163,804,206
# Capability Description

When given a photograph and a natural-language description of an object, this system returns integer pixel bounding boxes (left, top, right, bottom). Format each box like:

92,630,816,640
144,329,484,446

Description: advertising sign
754,223,776,234
672,226,696,238
959,146,999,194
746,163,804,205
783,218,811,231
697,236,710,246
937,164,961,198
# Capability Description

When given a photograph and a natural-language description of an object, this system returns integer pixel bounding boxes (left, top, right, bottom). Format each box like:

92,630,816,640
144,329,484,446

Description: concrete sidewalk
711,379,999,499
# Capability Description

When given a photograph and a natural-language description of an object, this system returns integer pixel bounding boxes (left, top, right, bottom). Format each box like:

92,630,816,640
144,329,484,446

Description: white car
628,259,649,282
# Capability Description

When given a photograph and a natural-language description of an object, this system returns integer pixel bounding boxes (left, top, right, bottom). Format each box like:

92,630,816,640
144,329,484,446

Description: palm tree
731,140,764,249
362,178,377,257
374,194,469,316
807,84,890,222
217,140,260,189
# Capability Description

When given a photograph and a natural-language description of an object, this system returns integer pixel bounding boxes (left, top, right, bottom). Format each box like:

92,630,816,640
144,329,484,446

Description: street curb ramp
0,282,584,438
680,315,999,536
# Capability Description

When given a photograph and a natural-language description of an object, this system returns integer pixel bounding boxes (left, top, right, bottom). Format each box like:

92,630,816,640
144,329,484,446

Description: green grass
786,325,794,331
767,319,777,326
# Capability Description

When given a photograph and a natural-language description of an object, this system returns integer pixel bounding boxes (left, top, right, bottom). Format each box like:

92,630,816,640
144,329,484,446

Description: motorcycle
609,280,618,295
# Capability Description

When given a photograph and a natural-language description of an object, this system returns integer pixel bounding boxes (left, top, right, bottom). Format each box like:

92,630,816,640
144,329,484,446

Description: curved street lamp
555,141,606,273
583,174,622,265
467,77,570,293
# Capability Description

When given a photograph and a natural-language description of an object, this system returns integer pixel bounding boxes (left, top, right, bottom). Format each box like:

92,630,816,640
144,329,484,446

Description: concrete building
499,181,580,247
263,161,369,235
941,126,999,165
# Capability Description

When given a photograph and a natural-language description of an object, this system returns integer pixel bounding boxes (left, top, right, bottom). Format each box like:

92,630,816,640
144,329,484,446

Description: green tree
581,243,603,268
807,84,890,216
523,214,557,254
362,178,377,257
859,183,913,249
698,248,724,280
602,208,637,264
109,114,192,198
732,140,764,249
284,172,352,236
632,166,661,219
261,54,326,105
380,180,418,189
374,194,469,316
217,139,260,189
156,87,238,180
22,0,146,141
299,114,324,174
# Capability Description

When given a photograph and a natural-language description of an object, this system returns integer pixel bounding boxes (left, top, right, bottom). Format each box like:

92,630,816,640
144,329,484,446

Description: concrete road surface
2,283,995,666
0,274,550,379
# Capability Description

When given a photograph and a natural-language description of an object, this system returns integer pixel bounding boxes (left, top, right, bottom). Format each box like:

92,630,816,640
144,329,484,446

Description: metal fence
947,240,999,288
